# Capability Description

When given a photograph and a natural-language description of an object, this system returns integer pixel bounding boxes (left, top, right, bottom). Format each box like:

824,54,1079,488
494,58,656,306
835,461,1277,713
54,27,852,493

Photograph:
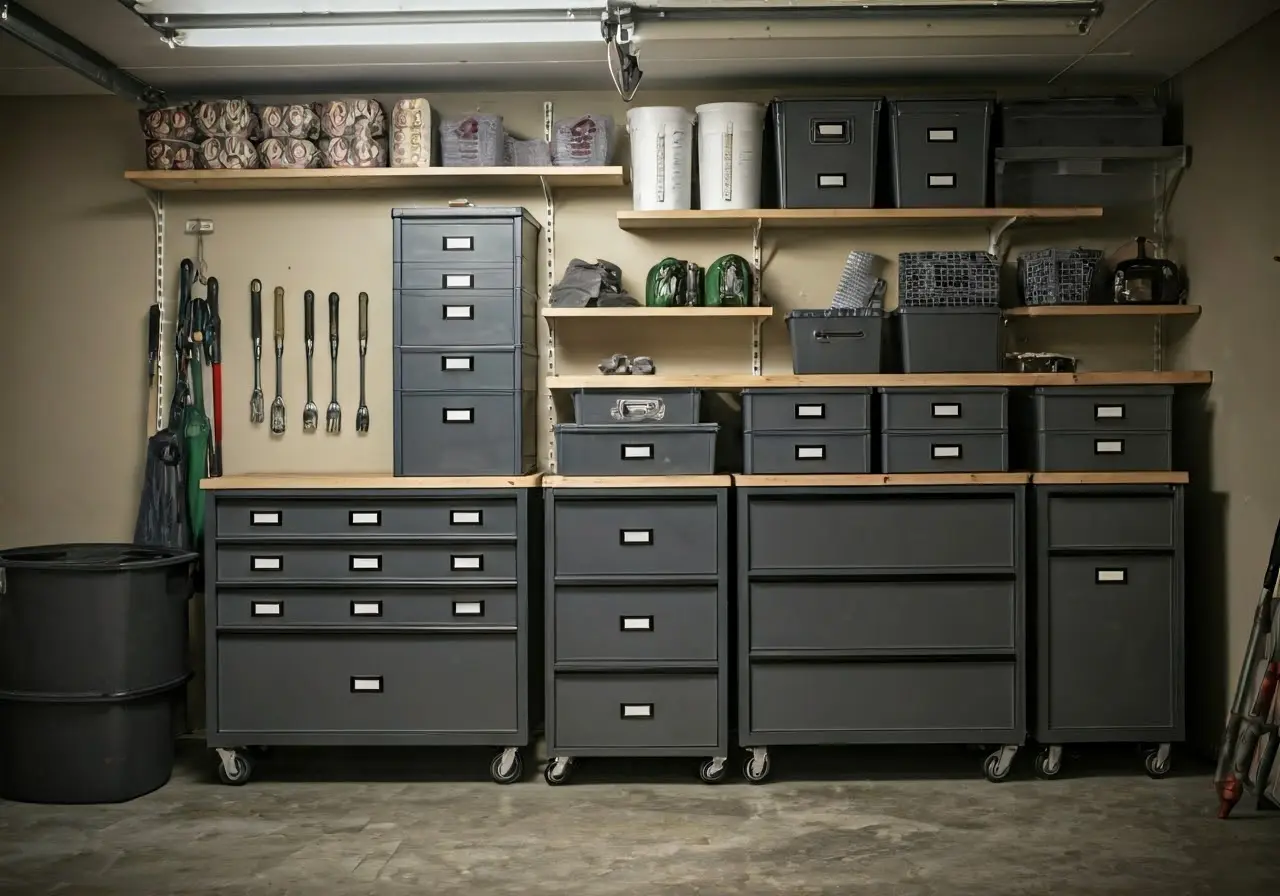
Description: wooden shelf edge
126,166,627,192
541,306,773,318
1031,472,1189,485
543,475,733,488
546,371,1213,389
202,473,543,490
1005,305,1201,318
734,473,1031,487
617,206,1103,230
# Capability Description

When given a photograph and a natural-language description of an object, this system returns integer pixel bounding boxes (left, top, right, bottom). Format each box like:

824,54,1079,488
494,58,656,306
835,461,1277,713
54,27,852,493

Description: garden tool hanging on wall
204,277,224,477
180,262,212,546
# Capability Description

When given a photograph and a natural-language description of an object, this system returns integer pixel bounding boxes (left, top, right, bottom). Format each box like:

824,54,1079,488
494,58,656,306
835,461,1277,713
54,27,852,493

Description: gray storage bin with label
743,388,873,475
1026,386,1173,472
396,390,537,476
880,387,1009,474
994,146,1187,208
573,389,701,425
554,423,719,476
769,98,882,208
893,306,1003,373
787,309,883,374
999,97,1165,148
890,99,993,208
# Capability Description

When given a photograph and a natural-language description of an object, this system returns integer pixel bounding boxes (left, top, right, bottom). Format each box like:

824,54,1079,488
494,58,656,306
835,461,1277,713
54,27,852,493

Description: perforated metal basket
898,251,1000,307
1017,248,1105,305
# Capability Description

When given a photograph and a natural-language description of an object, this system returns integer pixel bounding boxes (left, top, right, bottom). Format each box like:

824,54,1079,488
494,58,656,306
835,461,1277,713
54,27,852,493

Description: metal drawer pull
795,403,825,419
349,555,382,572
1095,404,1126,420
928,128,957,142
1096,568,1128,585
350,676,383,693
453,600,485,616
451,509,483,526
443,236,473,251
621,615,653,631
931,403,961,418
249,511,281,526
795,445,826,460
350,601,383,616
1095,439,1125,455
443,408,474,424
443,305,474,320
620,529,653,545
931,444,962,459
443,273,474,289
251,601,283,617
452,555,483,571
621,703,654,719
817,173,846,188
251,556,282,572
928,173,957,188
348,511,381,526
442,355,474,371
621,444,654,460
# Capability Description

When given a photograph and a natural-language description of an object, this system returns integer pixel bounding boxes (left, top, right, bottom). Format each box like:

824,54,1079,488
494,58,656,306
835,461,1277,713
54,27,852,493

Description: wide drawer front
881,432,1009,474
553,498,720,578
395,262,516,292
1032,388,1173,432
396,220,516,265
1033,432,1171,472
216,543,516,583
397,290,529,348
215,496,518,538
552,673,719,749
748,661,1017,735
217,588,517,628
744,431,871,475
745,494,1017,571
880,388,1008,431
397,346,534,393
749,580,1015,653
1045,493,1175,550
553,586,719,663
217,633,518,734
743,388,872,432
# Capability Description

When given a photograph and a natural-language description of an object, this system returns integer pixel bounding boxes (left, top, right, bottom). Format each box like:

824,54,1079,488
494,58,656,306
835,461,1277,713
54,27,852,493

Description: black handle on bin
814,329,866,343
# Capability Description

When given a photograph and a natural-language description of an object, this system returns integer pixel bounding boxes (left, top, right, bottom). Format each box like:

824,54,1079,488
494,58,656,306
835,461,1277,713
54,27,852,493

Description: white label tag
444,236,472,251
623,445,653,460
1096,569,1127,584
932,445,961,459
351,677,383,692
452,555,482,570
349,511,380,526
453,601,483,616
250,511,280,526
444,305,473,319
818,174,846,187
932,404,961,417
928,128,957,142
445,408,474,423
443,356,473,371
451,510,482,525
622,616,652,631
252,556,282,571
1096,440,1124,454
796,404,825,418
929,173,957,188
817,123,845,137
1096,405,1125,419
351,601,382,616
251,602,282,616
622,704,653,719
350,556,381,571
444,274,473,289
621,530,652,545
796,446,826,460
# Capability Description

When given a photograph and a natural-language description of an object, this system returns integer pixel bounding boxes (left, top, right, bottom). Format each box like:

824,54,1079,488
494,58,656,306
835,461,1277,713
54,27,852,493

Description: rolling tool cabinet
1030,475,1186,779
542,476,732,785
201,474,542,785
734,473,1029,783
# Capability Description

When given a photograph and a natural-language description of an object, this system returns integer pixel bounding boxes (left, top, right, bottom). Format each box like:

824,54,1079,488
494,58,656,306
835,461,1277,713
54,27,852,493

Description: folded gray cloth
551,258,638,307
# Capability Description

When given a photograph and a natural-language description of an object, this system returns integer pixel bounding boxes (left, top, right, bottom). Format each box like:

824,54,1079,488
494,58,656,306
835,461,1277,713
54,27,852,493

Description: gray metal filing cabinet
543,477,732,784
1031,477,1185,779
392,207,540,476
735,474,1029,783
202,475,542,785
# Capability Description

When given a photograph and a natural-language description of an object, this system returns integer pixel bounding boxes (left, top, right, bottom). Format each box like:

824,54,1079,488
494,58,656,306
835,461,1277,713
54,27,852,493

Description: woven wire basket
1017,248,1105,305
898,251,1000,307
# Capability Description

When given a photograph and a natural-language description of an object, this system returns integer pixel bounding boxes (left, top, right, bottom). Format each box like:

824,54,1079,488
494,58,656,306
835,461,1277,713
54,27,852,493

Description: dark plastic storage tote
893,306,1003,373
889,99,993,208
0,544,196,804
769,97,882,209
998,97,1165,148
787,309,883,374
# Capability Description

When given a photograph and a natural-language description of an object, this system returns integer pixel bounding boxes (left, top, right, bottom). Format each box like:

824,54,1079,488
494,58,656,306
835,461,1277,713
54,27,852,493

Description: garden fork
326,291,342,433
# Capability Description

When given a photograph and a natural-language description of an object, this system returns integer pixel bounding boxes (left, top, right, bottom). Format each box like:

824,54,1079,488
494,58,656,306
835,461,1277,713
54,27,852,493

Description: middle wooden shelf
546,371,1213,389
541,306,773,318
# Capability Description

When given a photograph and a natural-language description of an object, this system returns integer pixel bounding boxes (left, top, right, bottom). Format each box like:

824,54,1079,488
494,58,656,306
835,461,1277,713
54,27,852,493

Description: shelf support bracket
988,216,1020,260
146,189,166,433
1152,317,1164,373
541,100,558,472
750,218,764,375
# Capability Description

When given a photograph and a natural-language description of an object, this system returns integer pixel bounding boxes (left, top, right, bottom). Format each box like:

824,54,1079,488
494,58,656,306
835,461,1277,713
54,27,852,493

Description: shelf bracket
146,189,166,433
541,100,558,472
988,216,1020,260
1152,317,1164,373
751,218,764,306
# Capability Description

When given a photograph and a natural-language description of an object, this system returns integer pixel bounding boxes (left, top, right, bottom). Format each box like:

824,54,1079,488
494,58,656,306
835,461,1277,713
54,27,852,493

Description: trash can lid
0,544,197,571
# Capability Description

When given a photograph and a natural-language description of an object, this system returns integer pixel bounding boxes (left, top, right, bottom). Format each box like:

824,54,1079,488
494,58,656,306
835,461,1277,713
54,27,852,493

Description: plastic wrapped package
194,100,258,138
390,98,434,168
140,105,196,141
553,114,613,166
440,115,504,167
504,136,552,167
198,136,259,169
258,104,320,139
319,134,387,168
146,140,200,170
318,99,386,139
258,137,322,169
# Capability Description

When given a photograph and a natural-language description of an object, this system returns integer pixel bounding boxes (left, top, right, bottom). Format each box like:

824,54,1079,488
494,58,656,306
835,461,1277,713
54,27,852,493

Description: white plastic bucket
696,102,765,211
626,106,695,211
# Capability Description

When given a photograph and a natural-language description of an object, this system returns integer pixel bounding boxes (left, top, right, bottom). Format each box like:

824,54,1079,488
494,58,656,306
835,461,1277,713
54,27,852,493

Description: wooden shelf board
735,473,1031,488
1005,305,1201,318
201,473,543,490
126,167,627,192
543,475,732,488
1032,472,1189,485
547,371,1212,390
541,306,772,318
617,207,1103,231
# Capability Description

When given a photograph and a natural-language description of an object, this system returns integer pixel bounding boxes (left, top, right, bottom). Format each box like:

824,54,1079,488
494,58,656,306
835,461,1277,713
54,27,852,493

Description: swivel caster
743,748,771,784
1034,746,1063,779
698,757,728,784
490,748,523,785
215,748,252,786
983,745,1018,783
544,756,573,786
1144,744,1172,779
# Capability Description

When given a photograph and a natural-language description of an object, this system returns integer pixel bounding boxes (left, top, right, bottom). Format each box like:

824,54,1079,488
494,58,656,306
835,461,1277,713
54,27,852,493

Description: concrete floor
0,741,1274,896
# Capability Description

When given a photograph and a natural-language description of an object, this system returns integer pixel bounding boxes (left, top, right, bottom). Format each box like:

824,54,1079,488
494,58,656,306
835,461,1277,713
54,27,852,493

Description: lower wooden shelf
546,371,1213,389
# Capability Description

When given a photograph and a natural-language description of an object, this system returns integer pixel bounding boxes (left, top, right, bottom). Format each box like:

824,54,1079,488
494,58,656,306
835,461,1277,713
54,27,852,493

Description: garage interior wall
0,13,1273,743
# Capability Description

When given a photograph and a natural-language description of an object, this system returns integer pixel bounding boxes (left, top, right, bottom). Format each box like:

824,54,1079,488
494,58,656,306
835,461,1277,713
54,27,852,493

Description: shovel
205,277,224,476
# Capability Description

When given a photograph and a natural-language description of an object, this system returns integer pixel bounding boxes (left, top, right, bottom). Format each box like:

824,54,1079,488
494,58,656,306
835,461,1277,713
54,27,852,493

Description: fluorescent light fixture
172,19,601,48
138,0,606,13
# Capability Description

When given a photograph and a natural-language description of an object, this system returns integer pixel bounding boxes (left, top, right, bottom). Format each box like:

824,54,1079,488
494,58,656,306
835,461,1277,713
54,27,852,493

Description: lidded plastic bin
889,99,993,208
999,97,1165,148
787,309,883,374
893,306,1003,373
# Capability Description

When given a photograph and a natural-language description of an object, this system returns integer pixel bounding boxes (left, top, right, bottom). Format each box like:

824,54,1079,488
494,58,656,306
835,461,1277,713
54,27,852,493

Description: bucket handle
814,330,866,342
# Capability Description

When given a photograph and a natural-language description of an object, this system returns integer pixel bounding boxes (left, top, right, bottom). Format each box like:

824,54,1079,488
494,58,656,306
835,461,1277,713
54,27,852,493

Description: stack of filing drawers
543,481,732,784
880,388,1010,473
554,389,719,475
736,482,1027,783
742,388,872,474
1026,386,1173,471
393,207,539,476
203,483,541,785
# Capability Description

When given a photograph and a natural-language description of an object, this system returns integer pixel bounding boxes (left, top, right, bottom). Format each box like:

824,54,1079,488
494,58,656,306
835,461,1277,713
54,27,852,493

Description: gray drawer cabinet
543,481,732,785
1032,483,1185,780
736,481,1028,784
203,480,542,786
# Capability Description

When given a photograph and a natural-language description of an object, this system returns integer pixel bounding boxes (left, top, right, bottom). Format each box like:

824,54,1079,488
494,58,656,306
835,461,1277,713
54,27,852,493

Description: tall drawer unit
743,388,873,474
1025,386,1173,472
735,476,1028,784
543,477,732,785
392,207,540,476
1030,480,1185,779
202,475,544,786
880,388,1009,473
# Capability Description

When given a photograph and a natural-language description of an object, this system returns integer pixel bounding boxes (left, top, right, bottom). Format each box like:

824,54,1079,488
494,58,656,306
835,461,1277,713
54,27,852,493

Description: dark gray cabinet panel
394,221,517,265
215,496,519,539
215,542,517,584
1032,431,1172,473
743,388,872,431
552,673,719,749
1030,387,1173,432
397,346,536,393
552,499,720,578
216,588,518,629
880,388,1008,432
743,431,871,475
554,586,719,663
396,390,536,477
880,431,1009,474
1045,493,1175,550
395,263,518,292
396,289,532,348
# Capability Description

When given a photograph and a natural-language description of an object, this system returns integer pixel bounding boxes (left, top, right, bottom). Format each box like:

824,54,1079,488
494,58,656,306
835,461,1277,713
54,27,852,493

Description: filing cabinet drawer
881,432,1009,473
396,290,528,348
552,498,720,578
395,221,515,265
217,633,519,734
216,588,518,628
743,431,871,475
397,346,534,393
742,388,872,431
396,390,535,477
1045,493,1175,550
553,585,719,663
1032,431,1172,473
749,580,1015,653
1031,386,1173,432
880,388,1008,431
395,263,516,292
552,673,719,749
216,542,516,584
745,493,1017,571
215,496,519,539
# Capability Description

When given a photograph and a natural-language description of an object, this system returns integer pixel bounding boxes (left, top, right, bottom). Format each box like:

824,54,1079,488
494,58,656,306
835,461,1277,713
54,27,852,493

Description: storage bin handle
611,398,666,422
928,173,957,189
927,128,957,143
813,330,864,342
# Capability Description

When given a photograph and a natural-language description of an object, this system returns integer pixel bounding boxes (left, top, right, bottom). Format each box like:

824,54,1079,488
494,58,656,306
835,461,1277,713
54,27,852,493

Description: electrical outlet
184,219,214,235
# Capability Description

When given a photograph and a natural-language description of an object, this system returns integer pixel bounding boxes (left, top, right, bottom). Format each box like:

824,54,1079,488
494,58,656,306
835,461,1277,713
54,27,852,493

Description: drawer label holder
619,529,653,546
1095,439,1126,455
251,555,283,572
349,555,383,572
931,444,962,459
1095,404,1127,420
442,355,474,372
350,676,384,693
249,510,282,527
443,236,473,251
620,703,654,719
621,444,654,460
931,403,961,418
453,600,485,616
350,600,383,617
349,510,381,526
795,445,826,460
451,555,484,571
794,403,825,419
443,408,475,424
443,273,474,289
251,601,283,617
621,615,654,632
443,305,474,320
817,173,846,188
928,173,957,188
1096,568,1128,585
928,128,958,143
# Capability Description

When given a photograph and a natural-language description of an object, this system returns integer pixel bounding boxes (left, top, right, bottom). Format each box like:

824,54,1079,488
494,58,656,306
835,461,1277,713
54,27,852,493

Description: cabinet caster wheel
1034,750,1062,779
1144,748,1172,779
216,751,252,786
743,751,771,784
698,758,727,784
490,750,523,785
983,748,1016,783
544,758,572,786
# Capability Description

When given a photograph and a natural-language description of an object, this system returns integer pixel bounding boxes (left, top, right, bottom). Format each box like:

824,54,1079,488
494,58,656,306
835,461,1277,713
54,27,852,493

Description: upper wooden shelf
1005,305,1201,318
616,207,1103,231
541,306,772,319
126,166,627,192
547,371,1212,389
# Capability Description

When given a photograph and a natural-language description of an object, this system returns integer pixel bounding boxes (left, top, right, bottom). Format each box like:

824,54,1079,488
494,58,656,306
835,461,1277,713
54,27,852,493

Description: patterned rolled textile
258,103,321,140
140,105,196,141
198,136,260,169
194,99,258,138
389,98,434,168
318,98,386,139
145,139,200,170
258,137,322,169
319,133,387,168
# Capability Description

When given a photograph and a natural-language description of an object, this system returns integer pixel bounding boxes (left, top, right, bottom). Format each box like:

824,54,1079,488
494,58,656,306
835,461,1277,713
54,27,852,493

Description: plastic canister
696,102,765,211
625,106,695,211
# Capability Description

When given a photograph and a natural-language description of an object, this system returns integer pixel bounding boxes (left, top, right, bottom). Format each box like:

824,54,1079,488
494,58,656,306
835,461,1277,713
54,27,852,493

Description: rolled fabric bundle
198,135,259,169
258,103,321,140
258,137,322,169
552,114,614,166
389,98,434,168
140,105,196,141
194,99,258,138
319,134,387,168
318,98,386,139
146,139,201,170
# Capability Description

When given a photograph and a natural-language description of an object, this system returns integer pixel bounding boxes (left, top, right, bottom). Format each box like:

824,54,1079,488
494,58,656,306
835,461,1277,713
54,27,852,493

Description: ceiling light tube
138,0,605,14
172,19,603,48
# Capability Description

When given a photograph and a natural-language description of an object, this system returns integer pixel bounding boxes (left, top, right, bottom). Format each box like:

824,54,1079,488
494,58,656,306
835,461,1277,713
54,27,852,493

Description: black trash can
0,544,196,804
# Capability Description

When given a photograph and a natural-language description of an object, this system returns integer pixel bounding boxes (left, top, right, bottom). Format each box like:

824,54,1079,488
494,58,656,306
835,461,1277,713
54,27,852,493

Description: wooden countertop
543,476,733,488
733,473,1032,487
201,474,543,490
1031,472,1189,485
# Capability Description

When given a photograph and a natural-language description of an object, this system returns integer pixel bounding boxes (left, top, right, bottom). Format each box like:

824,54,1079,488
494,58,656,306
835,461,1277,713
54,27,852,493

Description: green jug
645,257,685,307
704,254,752,307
